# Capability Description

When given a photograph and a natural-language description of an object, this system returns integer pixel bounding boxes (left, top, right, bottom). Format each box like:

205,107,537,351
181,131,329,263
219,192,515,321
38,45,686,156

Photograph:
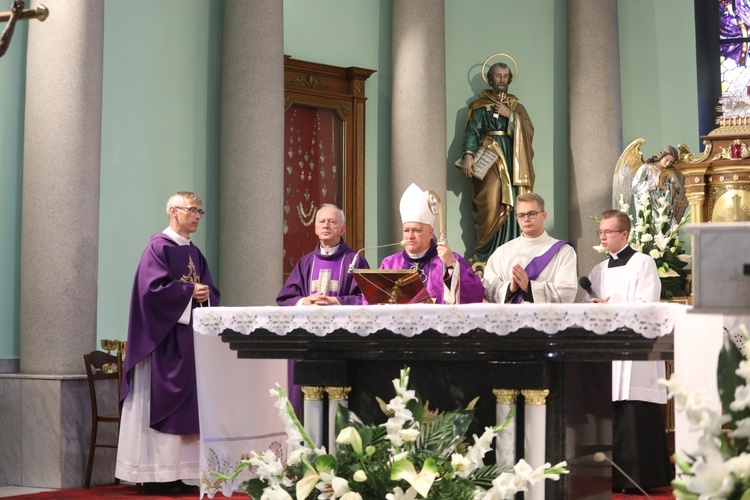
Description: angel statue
613,139,688,225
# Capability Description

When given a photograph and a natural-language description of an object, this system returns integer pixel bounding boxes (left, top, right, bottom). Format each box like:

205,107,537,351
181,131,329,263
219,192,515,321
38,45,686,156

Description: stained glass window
719,0,750,115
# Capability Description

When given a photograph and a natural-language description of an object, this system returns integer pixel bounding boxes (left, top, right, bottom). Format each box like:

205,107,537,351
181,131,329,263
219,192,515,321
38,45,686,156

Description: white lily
450,453,472,475
336,427,363,455
730,384,750,412
391,458,438,498
657,266,679,278
684,449,736,498
315,471,351,499
339,492,363,500
260,484,293,500
726,452,750,480
249,450,286,485
464,426,498,473
385,486,418,500
352,470,367,482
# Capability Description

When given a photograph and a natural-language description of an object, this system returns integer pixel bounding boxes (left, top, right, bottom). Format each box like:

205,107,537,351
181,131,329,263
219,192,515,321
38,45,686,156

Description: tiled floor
0,486,56,498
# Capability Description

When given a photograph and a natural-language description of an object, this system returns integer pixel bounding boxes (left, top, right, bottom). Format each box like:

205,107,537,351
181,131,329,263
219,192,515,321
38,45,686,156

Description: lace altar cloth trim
194,303,680,339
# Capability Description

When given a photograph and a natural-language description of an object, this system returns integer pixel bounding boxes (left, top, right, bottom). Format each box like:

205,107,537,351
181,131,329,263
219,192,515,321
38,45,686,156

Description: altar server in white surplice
585,209,672,492
483,193,577,304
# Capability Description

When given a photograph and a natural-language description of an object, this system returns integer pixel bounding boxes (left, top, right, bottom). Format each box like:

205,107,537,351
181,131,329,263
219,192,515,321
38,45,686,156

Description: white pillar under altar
521,389,549,500
493,389,518,466
326,386,352,453
673,309,723,458
301,386,325,449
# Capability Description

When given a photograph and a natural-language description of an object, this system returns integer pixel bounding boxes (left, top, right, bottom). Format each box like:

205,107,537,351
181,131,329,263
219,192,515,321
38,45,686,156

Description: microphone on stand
349,241,407,272
579,276,598,300
593,452,653,499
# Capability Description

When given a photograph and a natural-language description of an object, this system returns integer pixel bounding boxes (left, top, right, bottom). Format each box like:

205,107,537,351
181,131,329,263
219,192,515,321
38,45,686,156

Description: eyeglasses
516,211,541,220
596,229,625,237
175,206,205,216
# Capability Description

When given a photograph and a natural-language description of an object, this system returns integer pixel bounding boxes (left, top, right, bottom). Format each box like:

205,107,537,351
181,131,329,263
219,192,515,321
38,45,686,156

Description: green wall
619,0,700,156
284,0,392,263
95,1,223,343
445,0,569,255
0,0,702,360
0,21,27,364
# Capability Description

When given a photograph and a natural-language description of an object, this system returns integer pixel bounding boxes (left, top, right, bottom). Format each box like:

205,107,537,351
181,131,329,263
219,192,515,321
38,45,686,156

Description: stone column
15,0,104,488
325,386,351,453
301,386,325,448
219,0,284,306
521,389,550,500
390,1,447,237
493,389,518,466
568,0,623,280
21,0,103,374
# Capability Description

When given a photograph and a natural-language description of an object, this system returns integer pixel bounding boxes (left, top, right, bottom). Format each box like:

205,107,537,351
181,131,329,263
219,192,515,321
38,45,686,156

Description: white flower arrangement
214,366,567,499
593,193,691,299
661,325,750,499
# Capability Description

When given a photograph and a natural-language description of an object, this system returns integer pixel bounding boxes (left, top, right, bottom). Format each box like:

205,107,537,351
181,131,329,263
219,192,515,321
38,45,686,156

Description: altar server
483,193,577,303
116,191,220,494
378,183,484,304
276,203,368,306
585,209,672,493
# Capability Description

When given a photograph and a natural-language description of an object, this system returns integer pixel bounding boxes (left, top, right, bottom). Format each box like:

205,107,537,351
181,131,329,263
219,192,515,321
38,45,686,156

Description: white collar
319,243,340,256
164,227,191,246
610,245,628,260
520,230,548,243
406,248,429,259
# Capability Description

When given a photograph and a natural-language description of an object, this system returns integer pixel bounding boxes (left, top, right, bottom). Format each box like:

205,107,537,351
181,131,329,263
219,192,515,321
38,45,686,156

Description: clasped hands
302,293,340,306
508,264,529,294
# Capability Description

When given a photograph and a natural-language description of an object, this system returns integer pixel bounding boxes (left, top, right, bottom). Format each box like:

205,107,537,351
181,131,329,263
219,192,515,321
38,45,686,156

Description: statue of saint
459,54,535,265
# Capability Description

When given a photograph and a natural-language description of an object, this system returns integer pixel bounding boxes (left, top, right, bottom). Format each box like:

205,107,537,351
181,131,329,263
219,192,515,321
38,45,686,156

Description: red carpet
4,483,674,499
612,486,675,499
2,484,200,499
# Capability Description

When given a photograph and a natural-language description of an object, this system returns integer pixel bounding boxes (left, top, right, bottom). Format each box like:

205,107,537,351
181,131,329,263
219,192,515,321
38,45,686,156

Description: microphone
593,452,652,499
579,276,598,299
349,241,406,272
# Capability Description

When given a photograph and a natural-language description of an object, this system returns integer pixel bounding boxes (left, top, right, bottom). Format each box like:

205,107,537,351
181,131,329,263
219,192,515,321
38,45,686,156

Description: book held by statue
454,146,498,180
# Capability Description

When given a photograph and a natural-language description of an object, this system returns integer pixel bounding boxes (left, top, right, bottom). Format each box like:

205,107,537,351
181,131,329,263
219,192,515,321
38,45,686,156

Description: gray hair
317,203,346,225
166,191,202,215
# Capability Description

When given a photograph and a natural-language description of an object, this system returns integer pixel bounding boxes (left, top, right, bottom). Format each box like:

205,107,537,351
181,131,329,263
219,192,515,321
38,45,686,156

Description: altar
192,302,700,499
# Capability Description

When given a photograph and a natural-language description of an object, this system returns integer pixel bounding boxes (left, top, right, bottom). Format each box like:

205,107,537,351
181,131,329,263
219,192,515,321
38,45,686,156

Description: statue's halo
481,53,519,85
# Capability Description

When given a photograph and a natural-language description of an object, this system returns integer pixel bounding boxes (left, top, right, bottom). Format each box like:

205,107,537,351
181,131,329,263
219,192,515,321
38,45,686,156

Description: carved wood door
282,56,375,279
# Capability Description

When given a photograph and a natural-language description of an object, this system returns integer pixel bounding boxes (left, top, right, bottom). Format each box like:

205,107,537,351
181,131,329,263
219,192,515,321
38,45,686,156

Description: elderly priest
378,183,484,304
276,203,369,306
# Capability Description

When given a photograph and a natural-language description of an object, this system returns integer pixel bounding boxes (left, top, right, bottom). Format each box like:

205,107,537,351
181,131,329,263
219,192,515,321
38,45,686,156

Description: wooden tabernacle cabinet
282,56,375,280
676,124,750,224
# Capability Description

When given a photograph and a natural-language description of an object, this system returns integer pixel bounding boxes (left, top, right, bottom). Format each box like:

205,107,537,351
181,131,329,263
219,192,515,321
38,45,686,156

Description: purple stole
309,253,347,297
511,240,569,304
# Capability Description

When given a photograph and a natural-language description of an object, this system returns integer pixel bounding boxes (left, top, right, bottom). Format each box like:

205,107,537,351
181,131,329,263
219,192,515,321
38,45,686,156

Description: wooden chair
83,350,121,488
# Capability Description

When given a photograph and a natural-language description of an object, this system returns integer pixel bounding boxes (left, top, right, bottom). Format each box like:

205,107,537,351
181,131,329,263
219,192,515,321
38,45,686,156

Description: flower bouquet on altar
662,325,750,499
593,193,691,300
213,366,567,500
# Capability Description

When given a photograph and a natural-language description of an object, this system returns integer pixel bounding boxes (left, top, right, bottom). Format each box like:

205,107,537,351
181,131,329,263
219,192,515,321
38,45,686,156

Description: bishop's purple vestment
276,241,369,306
379,240,484,304
122,233,220,435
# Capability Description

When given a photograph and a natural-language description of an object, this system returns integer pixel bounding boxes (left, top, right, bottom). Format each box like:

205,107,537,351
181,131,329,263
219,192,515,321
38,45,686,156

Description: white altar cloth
193,302,677,339
194,331,287,498
192,302,680,498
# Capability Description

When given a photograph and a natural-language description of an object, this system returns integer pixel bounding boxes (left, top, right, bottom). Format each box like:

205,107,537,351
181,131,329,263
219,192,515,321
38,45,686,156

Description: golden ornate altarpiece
676,119,750,224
